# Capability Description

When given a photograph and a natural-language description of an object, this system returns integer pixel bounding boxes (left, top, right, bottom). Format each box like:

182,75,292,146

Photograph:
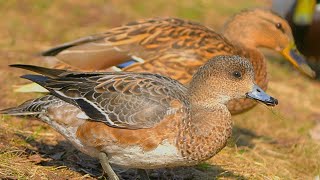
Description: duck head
222,8,315,78
189,55,278,107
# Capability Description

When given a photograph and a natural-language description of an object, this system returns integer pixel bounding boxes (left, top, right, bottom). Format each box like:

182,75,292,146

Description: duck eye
275,23,282,29
232,71,242,79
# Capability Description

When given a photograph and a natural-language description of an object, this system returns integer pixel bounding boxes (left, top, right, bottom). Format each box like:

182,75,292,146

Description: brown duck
1,55,278,179
34,8,315,114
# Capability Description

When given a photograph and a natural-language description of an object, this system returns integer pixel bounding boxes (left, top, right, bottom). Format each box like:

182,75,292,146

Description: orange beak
281,42,316,78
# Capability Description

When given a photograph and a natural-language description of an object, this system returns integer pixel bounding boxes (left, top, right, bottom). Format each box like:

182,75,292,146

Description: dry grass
0,0,319,179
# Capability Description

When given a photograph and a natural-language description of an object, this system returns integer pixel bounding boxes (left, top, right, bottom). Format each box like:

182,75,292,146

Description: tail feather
0,99,42,116
0,107,42,116
21,74,49,87
10,64,68,78
0,95,59,116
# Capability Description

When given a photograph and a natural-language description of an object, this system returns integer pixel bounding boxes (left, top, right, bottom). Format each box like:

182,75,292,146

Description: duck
17,8,312,114
272,0,320,78
1,55,277,179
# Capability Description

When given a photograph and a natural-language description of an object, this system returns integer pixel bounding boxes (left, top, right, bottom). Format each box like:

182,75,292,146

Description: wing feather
41,18,236,72
20,67,188,129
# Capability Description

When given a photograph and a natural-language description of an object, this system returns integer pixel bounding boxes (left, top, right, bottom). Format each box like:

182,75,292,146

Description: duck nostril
257,89,261,92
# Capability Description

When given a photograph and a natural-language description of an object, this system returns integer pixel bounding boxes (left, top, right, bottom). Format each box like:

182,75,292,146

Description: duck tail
20,74,49,87
0,107,41,116
10,64,67,78
0,95,58,117
0,100,42,116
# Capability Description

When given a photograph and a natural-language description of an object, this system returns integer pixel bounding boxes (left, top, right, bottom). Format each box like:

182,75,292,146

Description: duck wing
14,65,189,129
41,18,236,71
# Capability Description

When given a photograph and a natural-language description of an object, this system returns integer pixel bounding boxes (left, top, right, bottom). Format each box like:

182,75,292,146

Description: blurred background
0,0,319,179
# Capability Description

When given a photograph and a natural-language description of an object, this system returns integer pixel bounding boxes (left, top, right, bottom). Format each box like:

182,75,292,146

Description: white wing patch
111,66,122,72
131,55,145,63
76,112,90,119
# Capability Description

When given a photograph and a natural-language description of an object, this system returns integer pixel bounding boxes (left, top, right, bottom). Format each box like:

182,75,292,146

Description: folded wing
16,65,188,129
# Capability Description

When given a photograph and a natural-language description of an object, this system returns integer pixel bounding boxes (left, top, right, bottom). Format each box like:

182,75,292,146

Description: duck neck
223,31,268,90
177,102,232,162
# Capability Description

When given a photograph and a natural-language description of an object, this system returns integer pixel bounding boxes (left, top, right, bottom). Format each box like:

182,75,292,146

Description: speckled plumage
38,8,314,115
2,56,277,178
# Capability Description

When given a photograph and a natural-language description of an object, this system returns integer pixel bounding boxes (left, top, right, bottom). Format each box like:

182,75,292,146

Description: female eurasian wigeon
2,55,278,179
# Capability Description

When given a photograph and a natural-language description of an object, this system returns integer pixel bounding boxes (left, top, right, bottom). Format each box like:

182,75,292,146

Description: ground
0,0,319,179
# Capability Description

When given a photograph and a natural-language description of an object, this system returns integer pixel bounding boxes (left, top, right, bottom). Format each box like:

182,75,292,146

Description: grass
0,0,320,179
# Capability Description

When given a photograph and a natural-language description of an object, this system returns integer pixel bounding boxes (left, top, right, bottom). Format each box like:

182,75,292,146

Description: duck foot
98,152,119,180
137,169,150,180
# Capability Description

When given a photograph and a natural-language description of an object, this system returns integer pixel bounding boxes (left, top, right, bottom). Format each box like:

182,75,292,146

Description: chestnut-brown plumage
1,56,277,179
33,9,313,115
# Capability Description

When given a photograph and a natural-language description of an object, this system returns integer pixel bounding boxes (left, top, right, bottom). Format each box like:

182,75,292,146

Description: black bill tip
246,84,278,106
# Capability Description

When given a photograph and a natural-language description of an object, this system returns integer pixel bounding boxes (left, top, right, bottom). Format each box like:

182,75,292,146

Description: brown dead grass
0,0,320,179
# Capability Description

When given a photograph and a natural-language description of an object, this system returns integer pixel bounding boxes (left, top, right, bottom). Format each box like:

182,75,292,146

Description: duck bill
281,42,316,78
246,84,278,106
